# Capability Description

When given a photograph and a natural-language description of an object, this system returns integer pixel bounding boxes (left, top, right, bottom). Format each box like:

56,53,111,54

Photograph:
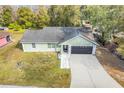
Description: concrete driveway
70,54,122,88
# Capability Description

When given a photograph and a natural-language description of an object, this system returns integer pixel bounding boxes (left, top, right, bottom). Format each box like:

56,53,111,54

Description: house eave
20,41,59,44
78,34,99,46
58,34,99,46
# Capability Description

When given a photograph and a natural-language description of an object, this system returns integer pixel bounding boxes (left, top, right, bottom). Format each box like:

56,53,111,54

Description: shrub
8,22,23,31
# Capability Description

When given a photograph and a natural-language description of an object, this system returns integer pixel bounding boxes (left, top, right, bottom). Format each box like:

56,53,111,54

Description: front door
63,45,68,53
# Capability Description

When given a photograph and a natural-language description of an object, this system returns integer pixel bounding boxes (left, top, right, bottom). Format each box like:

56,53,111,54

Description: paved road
70,54,122,88
0,85,37,88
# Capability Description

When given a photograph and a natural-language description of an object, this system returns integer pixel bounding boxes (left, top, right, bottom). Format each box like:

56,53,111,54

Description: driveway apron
70,54,122,88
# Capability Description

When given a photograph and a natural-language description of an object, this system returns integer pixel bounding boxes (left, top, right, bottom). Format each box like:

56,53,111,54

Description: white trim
21,42,58,44
21,43,25,52
92,45,96,54
61,45,63,54
68,45,71,57
59,35,81,45
79,34,99,46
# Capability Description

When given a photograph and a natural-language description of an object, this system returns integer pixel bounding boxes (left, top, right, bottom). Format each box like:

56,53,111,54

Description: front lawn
0,32,70,88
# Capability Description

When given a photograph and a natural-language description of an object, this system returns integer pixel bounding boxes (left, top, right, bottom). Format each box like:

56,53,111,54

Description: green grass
0,32,70,87
117,46,124,56
115,37,124,57
8,29,25,33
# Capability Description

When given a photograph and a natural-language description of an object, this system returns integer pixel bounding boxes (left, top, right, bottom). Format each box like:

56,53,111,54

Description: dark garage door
71,46,93,54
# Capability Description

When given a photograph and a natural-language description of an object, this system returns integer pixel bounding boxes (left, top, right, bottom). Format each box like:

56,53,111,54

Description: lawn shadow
15,41,23,50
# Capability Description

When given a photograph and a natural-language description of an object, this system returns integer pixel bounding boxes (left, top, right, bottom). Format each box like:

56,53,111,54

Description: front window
32,43,36,48
56,44,61,48
48,43,55,48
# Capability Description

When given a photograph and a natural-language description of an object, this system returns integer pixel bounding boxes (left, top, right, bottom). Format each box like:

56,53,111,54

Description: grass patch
117,44,124,57
8,29,25,33
114,37,124,56
0,32,70,87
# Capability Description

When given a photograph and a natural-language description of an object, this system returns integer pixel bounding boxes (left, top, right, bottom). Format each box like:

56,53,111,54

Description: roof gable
59,35,98,46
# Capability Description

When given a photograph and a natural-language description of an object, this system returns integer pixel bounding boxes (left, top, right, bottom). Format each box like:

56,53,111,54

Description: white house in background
0,27,9,31
20,27,98,69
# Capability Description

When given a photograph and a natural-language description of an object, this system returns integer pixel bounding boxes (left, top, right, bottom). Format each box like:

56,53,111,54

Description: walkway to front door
60,53,70,69
70,54,122,88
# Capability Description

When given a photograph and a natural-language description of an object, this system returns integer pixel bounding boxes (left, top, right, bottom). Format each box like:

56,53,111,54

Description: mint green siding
22,36,96,52
61,36,93,46
22,43,60,52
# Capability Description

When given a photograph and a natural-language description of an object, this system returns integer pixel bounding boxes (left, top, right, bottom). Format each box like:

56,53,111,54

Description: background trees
0,5,123,44
48,6,64,26
80,6,124,44
16,7,34,29
34,6,50,28
0,6,13,26
62,6,81,26
48,6,81,26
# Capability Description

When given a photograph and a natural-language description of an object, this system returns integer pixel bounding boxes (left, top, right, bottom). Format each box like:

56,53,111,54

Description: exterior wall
0,37,8,47
61,36,93,46
21,36,97,54
60,36,97,55
22,43,60,52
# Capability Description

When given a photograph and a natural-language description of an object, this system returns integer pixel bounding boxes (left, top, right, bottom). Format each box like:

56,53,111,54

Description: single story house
20,27,98,68
0,32,11,47
0,27,9,31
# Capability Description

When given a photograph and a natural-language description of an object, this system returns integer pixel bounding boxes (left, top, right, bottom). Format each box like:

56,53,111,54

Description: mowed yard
0,32,70,88
96,47,124,87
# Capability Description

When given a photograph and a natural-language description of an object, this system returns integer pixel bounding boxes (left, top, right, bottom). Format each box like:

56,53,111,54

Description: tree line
0,5,124,43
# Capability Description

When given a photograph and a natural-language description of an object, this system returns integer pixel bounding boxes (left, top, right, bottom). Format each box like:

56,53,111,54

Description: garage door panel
71,46,93,54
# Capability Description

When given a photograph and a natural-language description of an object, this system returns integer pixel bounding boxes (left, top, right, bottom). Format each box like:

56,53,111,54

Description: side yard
116,37,124,57
0,32,70,88
96,47,124,87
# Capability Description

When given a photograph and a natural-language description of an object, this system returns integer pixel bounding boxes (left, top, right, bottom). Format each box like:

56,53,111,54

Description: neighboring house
0,32,11,47
20,27,98,68
0,27,9,31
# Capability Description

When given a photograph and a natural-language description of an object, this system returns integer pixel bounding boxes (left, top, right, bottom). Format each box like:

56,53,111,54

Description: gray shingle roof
20,27,95,44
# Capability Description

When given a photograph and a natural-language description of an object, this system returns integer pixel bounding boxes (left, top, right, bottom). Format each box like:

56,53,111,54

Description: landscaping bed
0,32,70,88
96,47,124,87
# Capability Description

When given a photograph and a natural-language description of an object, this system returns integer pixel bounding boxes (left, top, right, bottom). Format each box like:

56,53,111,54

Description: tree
1,6,13,26
48,5,81,26
112,6,124,33
80,6,124,44
48,6,63,26
63,6,81,26
16,7,34,29
8,22,22,31
34,6,50,28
